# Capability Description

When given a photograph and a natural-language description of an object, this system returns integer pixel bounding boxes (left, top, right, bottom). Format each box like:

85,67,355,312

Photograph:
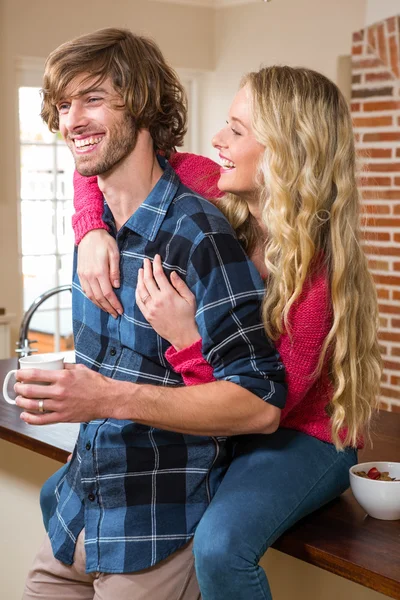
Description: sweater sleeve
276,269,332,417
165,339,216,386
72,170,109,245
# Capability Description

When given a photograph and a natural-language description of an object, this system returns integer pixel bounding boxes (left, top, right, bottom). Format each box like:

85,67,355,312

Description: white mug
2,352,65,405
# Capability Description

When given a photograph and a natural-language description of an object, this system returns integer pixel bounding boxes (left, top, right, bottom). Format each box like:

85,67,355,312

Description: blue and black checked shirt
41,158,286,574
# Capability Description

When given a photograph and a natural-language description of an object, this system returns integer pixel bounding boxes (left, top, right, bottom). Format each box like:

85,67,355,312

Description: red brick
363,245,400,256
392,346,400,356
359,148,392,159
352,86,393,99
369,259,389,270
395,178,400,186
363,101,400,111
391,375,400,386
374,274,400,286
362,190,400,200
389,35,400,78
394,289,400,299
394,262,400,271
365,163,400,172
351,102,361,112
392,318,400,328
353,116,393,128
352,74,362,84
353,30,364,43
366,217,400,227
377,23,388,65
360,177,392,187
366,245,400,257
352,45,363,56
392,403,400,413
393,205,400,214
387,17,396,34
352,59,385,71
365,72,393,83
379,330,400,342
367,27,377,51
379,303,400,314
363,132,400,142
383,359,400,371
380,386,400,400
380,317,389,327
361,231,390,241
378,400,389,410
381,373,389,384
377,288,390,299
362,205,390,215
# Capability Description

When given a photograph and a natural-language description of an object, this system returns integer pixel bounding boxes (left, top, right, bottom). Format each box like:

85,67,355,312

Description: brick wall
352,15,400,412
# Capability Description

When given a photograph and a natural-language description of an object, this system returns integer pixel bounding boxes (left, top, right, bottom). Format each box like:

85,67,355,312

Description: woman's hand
77,229,123,318
136,254,201,350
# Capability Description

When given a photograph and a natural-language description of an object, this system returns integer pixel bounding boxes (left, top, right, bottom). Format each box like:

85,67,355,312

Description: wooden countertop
0,358,399,597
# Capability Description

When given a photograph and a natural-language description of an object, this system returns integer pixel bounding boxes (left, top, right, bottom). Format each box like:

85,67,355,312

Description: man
17,28,286,599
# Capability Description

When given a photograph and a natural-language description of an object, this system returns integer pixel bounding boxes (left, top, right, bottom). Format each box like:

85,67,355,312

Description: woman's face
212,85,264,198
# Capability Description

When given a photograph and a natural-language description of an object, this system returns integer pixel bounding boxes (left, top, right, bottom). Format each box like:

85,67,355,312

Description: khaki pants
23,531,200,600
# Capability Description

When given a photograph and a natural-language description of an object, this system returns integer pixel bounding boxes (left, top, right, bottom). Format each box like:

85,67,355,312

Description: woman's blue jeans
193,428,357,600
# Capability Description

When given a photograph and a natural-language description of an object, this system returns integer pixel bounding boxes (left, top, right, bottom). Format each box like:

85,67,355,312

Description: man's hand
14,363,120,425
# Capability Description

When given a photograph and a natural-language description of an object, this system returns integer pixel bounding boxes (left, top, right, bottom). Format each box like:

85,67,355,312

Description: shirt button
88,493,96,502
86,442,91,451
110,347,117,356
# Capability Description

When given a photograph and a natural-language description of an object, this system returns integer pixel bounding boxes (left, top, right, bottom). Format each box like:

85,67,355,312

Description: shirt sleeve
72,170,109,245
277,269,332,417
186,232,287,408
165,339,216,385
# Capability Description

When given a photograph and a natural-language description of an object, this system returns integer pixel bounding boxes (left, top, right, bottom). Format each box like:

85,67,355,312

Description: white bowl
349,461,400,520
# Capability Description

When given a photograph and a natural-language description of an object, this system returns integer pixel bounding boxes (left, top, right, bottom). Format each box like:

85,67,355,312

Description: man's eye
57,103,70,113
87,97,102,104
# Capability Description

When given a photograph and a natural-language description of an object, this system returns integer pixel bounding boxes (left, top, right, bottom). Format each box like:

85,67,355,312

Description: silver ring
38,400,45,413
141,294,150,305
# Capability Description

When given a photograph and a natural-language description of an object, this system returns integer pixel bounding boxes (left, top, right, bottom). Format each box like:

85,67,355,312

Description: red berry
367,467,381,480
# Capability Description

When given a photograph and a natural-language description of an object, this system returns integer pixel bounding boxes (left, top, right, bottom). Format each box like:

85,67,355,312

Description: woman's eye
231,127,241,136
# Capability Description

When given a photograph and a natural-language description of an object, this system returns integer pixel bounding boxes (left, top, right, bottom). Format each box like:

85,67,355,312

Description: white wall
366,0,400,26
198,0,367,159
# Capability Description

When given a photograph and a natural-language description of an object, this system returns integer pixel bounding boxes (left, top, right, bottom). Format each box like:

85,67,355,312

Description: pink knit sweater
72,152,342,446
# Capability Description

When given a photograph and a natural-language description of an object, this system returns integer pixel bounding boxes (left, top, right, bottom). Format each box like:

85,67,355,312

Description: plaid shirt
42,159,286,574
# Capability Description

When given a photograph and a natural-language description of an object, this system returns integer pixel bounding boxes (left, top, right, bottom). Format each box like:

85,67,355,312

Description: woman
71,66,382,599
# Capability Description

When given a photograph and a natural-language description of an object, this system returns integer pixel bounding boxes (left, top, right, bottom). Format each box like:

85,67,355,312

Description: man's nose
65,102,88,131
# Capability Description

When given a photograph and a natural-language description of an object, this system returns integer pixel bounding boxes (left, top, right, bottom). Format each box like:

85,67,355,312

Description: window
18,60,74,353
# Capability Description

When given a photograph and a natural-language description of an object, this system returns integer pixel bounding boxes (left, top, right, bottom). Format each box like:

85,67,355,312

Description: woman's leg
194,429,357,600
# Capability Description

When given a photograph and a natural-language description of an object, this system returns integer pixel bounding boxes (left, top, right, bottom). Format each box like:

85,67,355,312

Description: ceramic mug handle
2,370,18,404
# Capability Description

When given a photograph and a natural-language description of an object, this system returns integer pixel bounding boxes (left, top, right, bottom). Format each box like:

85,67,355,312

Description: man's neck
97,130,163,231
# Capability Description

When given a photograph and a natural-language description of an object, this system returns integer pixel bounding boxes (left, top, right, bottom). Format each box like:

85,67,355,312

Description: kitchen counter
0,358,399,598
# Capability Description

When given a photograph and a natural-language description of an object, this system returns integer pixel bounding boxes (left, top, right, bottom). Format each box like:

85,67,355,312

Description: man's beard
73,113,138,177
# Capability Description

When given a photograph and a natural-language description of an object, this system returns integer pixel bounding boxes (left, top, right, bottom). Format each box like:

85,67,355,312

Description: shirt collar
103,156,180,242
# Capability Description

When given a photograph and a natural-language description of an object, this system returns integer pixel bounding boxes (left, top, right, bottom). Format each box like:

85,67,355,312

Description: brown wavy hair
41,27,187,157
220,66,382,449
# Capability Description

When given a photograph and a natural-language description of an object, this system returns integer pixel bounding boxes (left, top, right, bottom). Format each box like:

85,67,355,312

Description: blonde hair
221,66,382,449
41,27,187,157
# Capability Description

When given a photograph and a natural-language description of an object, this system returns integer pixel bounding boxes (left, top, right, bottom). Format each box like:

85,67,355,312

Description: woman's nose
212,129,226,150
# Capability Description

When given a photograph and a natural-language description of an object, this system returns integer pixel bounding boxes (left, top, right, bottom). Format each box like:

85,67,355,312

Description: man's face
57,75,137,176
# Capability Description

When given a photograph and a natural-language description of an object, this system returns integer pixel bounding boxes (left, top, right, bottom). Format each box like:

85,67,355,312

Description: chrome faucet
16,284,72,358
